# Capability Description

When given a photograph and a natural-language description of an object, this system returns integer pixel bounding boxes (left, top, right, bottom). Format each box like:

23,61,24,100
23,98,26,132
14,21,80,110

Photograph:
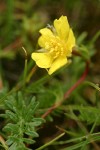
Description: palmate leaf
24,121,42,133
61,132,100,150
6,135,35,150
8,142,29,150
4,93,17,109
65,105,100,125
5,110,18,122
6,136,20,146
78,108,100,124
37,81,64,109
1,91,44,150
23,98,39,121
6,135,35,146
3,123,19,134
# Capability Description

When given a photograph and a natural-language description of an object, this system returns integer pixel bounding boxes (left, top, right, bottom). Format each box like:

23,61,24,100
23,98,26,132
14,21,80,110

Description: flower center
45,36,66,59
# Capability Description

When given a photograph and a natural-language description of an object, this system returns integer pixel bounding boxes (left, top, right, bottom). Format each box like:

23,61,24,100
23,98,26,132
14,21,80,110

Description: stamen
45,36,66,58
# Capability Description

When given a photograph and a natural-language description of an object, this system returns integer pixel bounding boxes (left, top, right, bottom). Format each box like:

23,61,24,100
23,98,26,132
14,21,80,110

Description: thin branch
42,50,90,118
0,135,8,150
64,61,89,100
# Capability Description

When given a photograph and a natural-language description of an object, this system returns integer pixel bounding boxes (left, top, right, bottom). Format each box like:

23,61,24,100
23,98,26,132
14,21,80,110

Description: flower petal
38,28,54,48
54,16,70,41
48,57,67,75
39,28,53,36
31,52,53,68
66,28,75,55
38,36,46,48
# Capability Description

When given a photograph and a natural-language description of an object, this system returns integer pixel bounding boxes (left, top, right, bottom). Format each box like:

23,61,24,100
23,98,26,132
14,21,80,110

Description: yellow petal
66,28,75,55
54,16,70,41
38,36,46,48
31,53,53,68
48,57,67,75
38,28,54,48
39,28,53,36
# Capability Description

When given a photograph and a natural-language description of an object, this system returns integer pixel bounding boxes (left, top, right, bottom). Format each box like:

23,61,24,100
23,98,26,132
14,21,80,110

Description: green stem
22,47,28,86
42,61,89,119
36,133,65,150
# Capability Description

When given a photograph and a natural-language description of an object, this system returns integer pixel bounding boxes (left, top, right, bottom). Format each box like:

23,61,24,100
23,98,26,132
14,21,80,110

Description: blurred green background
0,1,100,149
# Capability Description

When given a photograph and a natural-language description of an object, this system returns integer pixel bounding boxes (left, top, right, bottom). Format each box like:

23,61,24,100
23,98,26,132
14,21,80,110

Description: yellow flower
31,16,75,75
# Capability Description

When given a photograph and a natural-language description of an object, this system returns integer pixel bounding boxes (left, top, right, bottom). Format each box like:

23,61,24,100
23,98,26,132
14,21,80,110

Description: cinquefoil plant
1,92,44,150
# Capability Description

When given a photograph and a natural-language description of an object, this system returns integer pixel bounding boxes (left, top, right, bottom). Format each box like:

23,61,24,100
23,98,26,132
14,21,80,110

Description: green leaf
25,131,39,137
3,123,19,134
23,138,35,144
5,110,18,122
79,45,90,60
5,98,17,113
77,32,87,45
24,98,38,121
1,92,44,149
64,105,100,125
85,81,100,92
31,118,45,126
